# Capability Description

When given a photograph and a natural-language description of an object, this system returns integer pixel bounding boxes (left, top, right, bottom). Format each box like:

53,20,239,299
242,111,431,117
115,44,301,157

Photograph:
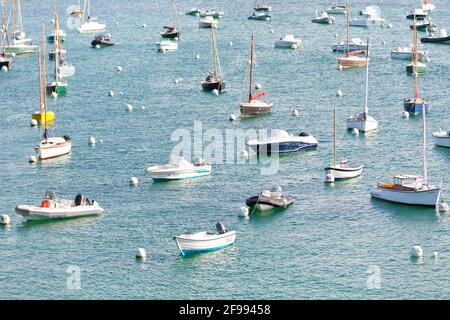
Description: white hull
350,17,386,27
346,115,378,132
256,203,275,211
326,165,363,179
78,21,106,34
148,165,211,180
175,231,236,255
156,41,178,52
58,64,76,78
37,138,72,160
370,186,441,207
15,203,103,221
325,7,346,14
274,40,300,48
432,131,450,147
391,50,427,61
198,18,218,28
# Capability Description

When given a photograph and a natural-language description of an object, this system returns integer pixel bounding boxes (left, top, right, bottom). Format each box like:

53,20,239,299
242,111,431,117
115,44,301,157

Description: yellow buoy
32,111,55,124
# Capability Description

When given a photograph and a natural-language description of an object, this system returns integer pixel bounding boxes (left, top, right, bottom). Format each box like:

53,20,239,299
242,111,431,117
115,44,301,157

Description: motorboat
406,61,427,74
391,46,428,61
201,27,225,92
359,5,379,16
325,5,346,14
156,40,178,53
274,34,301,49
406,8,427,20
246,129,318,154
91,33,114,48
15,191,103,221
198,16,218,28
432,130,450,148
350,15,386,27
311,10,335,24
421,29,450,44
46,29,66,43
410,18,436,32
174,223,236,255
185,8,201,16
332,37,369,53
248,11,271,21
200,9,224,19
245,185,294,212
147,156,211,180
36,134,72,160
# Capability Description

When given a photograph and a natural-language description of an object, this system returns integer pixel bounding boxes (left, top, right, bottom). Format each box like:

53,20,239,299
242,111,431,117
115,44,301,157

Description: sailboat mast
364,38,370,115
171,0,176,27
11,0,14,37
16,0,22,32
38,46,42,114
1,0,5,54
345,0,349,57
422,92,428,184
41,18,48,136
248,34,254,102
211,27,217,77
54,13,59,82
333,107,336,167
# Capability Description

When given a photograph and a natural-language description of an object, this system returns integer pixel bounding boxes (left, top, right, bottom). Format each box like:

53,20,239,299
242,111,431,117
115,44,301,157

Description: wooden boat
406,16,426,75
239,34,273,117
327,108,363,180
174,224,236,255
161,0,180,39
347,39,378,132
201,27,225,92
16,191,103,221
432,130,450,148
246,129,318,154
246,186,294,212
421,29,450,44
91,33,114,47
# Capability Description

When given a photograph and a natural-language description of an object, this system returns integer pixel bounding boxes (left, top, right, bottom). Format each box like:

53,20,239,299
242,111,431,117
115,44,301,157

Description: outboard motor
45,191,57,200
216,222,227,234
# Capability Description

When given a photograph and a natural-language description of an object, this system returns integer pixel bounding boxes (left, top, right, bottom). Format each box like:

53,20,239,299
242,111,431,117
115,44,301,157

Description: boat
0,1,11,70
48,48,67,61
239,34,273,117
248,11,271,21
336,2,368,69
174,223,236,256
245,185,294,212
161,0,180,39
246,129,318,154
406,16,426,75
332,37,369,53
46,29,66,43
325,3,346,15
198,16,218,28
432,130,450,148
185,8,201,16
421,29,450,44
70,0,84,17
46,14,68,95
359,5,379,16
147,156,211,180
327,108,363,180
350,14,386,27
347,39,378,133
274,34,301,49
77,0,106,33
199,9,224,19
391,46,428,61
410,17,436,32
311,10,335,24
421,0,435,12
404,73,429,114
201,27,225,92
254,1,271,12
15,191,103,221
406,8,427,20
91,33,114,47
156,40,178,53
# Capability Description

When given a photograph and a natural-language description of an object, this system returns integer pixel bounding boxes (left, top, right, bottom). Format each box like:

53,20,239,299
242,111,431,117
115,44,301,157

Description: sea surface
1,0,449,299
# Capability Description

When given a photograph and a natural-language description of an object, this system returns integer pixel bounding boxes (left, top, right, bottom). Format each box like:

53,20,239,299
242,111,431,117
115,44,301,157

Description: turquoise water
1,0,450,299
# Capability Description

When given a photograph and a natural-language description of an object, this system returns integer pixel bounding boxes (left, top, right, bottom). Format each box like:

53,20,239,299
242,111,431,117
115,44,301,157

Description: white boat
347,39,378,133
254,1,272,12
332,37,369,52
36,136,72,160
311,10,335,24
147,156,211,180
422,0,435,12
325,4,346,14
174,223,236,255
77,0,106,33
248,11,271,21
199,9,224,19
406,8,428,20
391,46,428,61
198,16,218,28
360,5,379,16
432,130,450,147
58,63,75,78
274,34,301,49
15,191,103,221
350,15,386,27
247,129,318,154
156,40,178,53
185,8,201,16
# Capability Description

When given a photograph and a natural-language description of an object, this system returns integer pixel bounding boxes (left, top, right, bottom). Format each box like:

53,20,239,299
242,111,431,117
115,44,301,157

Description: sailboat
370,99,442,207
325,108,363,180
406,15,426,75
161,0,180,39
337,1,368,69
239,34,273,117
3,0,37,55
45,15,67,95
0,0,12,70
77,0,106,34
404,72,429,114
201,27,225,92
347,38,378,132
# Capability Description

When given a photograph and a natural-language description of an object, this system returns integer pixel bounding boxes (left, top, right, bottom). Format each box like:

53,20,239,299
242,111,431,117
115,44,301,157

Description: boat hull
420,36,450,44
275,40,301,49
432,132,450,147
175,232,236,255
32,111,55,124
391,51,427,61
15,204,103,221
240,101,273,117
325,165,363,179
37,141,72,160
161,31,181,39
58,64,76,78
46,82,68,95
406,63,426,74
201,80,225,92
312,17,334,24
404,99,429,114
77,22,106,34
346,116,378,132
370,186,441,207
91,40,114,47
148,166,211,180
4,45,37,55
337,56,367,69
0,59,12,70
248,141,318,154
246,195,294,211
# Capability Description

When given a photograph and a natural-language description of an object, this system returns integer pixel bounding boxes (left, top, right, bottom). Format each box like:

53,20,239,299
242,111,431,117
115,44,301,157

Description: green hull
4,45,38,55
47,35,66,43
46,83,68,95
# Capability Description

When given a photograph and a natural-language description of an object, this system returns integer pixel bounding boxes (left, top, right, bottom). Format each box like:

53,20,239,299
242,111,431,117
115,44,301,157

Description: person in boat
216,222,227,234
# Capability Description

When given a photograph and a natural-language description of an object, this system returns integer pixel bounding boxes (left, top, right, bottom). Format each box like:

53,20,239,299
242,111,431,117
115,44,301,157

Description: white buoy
336,89,343,97
291,44,298,50
116,22,119,26
51,92,58,99
229,113,237,122
212,89,219,96
99,139,104,144
325,173,335,183
337,64,343,71
402,111,410,118
88,136,96,145
119,92,124,96
437,203,449,212
410,245,423,258
130,177,139,186
108,90,115,97
381,39,386,45
387,23,393,29
432,251,439,259
352,128,360,136
240,206,249,218
255,83,262,90
136,248,147,259
229,41,233,46
1,214,10,225
270,29,274,34
240,150,249,159
291,109,299,117
196,54,200,59
116,65,123,72
141,106,146,110
126,104,133,112
334,32,339,38
142,23,147,29
1,65,8,72
30,119,38,127
29,155,37,163
95,44,100,49
426,56,431,63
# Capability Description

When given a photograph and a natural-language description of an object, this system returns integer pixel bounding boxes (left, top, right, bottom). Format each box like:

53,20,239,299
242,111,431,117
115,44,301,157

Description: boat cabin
378,174,424,191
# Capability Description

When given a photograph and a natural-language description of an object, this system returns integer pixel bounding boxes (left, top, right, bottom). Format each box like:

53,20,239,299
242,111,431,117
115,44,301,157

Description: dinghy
200,9,224,19
185,8,201,16
147,156,211,180
274,34,301,49
245,185,294,212
91,33,114,48
15,191,103,221
201,27,225,92
311,10,335,24
421,29,450,44
391,46,428,61
247,129,318,154
156,40,178,53
198,16,218,28
248,11,271,21
325,4,346,15
174,223,236,255
432,130,450,148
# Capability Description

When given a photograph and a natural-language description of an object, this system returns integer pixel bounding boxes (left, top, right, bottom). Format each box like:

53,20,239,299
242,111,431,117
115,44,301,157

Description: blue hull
404,99,429,114
180,243,234,255
253,142,318,154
